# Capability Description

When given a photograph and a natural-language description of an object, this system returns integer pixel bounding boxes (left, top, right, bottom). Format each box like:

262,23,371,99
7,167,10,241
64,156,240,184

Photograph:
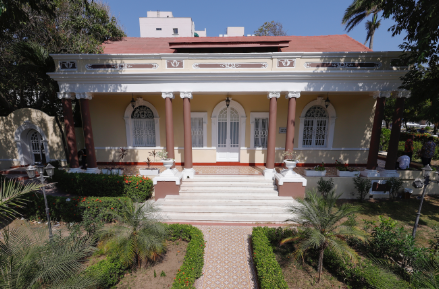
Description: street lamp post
412,165,438,238
26,163,55,240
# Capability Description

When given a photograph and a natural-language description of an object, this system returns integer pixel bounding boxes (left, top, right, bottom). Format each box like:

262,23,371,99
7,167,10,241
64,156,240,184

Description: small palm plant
97,200,167,270
0,225,97,288
0,177,42,221
281,190,365,283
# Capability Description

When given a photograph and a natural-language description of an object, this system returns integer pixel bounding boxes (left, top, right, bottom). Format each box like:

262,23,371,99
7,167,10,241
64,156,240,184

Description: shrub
352,175,372,202
380,128,391,151
84,256,126,288
21,193,132,223
167,224,205,289
317,177,334,198
51,169,153,201
386,177,403,200
252,227,288,289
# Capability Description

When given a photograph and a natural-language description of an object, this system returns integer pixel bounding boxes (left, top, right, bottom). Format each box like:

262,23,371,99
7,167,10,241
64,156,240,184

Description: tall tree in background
254,21,287,36
342,0,382,49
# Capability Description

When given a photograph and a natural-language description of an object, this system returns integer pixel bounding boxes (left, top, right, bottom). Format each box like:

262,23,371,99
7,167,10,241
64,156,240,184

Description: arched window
302,105,328,147
29,130,46,163
131,106,156,147
124,98,160,148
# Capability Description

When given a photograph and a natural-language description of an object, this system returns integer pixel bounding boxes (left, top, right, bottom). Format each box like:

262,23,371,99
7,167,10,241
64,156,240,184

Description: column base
153,170,183,186
86,167,101,174
263,168,276,180
380,170,400,178
182,168,195,179
360,169,380,178
67,168,86,174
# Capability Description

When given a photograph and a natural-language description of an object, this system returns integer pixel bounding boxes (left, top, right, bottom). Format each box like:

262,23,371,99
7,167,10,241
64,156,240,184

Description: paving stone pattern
194,226,257,289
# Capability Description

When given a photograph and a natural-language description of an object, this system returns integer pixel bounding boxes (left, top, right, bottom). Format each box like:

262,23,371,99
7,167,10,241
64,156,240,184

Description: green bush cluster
84,256,127,288
399,132,438,143
51,169,153,201
252,227,288,289
167,224,205,289
397,141,439,160
21,194,132,223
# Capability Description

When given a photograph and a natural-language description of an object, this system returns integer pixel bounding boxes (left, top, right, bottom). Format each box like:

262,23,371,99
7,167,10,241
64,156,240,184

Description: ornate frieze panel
277,59,295,68
59,61,77,70
166,60,184,69
85,64,122,70
192,62,268,69
305,62,382,68
122,63,158,69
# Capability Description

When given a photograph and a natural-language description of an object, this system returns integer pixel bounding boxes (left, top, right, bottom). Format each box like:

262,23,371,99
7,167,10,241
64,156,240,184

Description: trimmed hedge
252,227,288,289
21,194,132,223
84,256,126,288
51,169,153,201
167,224,205,289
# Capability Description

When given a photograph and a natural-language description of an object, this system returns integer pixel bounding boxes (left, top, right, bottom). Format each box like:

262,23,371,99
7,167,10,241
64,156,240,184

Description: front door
29,130,45,164
216,107,240,162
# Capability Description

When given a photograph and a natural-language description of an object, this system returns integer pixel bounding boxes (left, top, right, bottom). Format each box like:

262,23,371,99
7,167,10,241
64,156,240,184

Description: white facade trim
123,98,160,147
250,112,269,149
191,112,208,148
298,97,337,150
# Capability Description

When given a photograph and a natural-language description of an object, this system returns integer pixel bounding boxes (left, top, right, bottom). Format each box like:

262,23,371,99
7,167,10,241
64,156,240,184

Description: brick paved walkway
194,226,257,289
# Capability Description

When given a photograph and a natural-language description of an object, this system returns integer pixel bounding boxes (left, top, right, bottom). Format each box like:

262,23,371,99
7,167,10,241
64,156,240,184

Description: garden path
194,225,257,289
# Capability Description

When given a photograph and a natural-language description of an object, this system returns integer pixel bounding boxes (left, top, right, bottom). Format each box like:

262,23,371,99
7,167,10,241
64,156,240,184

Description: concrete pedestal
274,172,307,198
263,168,276,180
153,169,183,201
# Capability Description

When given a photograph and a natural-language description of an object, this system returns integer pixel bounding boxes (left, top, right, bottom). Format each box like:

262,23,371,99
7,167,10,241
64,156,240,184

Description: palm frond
0,179,42,220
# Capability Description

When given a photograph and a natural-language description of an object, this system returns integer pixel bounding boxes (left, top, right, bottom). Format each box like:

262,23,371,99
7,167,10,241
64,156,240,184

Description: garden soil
116,240,188,289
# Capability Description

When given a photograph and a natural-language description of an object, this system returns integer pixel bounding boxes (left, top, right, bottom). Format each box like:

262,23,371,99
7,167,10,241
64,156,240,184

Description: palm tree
342,0,382,50
0,225,97,288
0,177,42,221
281,190,365,283
97,200,167,269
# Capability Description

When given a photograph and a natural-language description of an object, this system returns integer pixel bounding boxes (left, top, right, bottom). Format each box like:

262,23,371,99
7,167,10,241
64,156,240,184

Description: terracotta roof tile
101,35,372,54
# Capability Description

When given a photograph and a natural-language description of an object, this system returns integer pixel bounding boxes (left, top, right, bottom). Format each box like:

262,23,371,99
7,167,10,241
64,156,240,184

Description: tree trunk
318,247,324,283
369,30,375,50
434,122,438,135
385,121,389,129
55,115,70,166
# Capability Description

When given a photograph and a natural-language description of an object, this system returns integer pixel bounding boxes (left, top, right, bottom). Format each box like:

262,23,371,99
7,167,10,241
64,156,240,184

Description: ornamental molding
277,59,296,68
59,61,77,70
85,63,122,70
192,62,268,69
57,92,75,100
166,60,184,69
286,91,301,99
268,92,281,99
180,92,193,99
161,92,174,99
395,90,411,98
121,63,158,69
76,92,93,100
304,62,382,69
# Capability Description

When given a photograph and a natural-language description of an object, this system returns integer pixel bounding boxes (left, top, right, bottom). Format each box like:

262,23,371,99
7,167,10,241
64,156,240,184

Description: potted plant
304,162,327,177
280,150,299,177
335,160,360,177
139,150,160,176
102,148,127,175
157,149,174,171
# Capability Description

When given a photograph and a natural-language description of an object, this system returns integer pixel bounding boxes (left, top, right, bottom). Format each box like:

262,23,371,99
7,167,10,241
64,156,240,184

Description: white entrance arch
14,120,51,165
211,99,246,162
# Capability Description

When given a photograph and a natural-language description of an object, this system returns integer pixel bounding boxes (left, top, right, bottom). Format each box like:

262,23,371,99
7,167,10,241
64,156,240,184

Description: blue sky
104,0,406,52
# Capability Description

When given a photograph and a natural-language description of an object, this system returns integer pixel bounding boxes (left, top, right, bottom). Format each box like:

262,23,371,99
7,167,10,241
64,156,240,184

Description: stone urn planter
336,170,360,177
282,160,299,177
160,159,176,177
304,169,327,177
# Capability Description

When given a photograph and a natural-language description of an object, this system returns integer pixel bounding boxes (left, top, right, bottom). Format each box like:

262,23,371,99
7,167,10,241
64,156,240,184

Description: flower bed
51,169,153,201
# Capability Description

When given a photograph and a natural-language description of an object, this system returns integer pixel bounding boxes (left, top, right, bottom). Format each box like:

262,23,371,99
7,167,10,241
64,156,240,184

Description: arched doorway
14,120,51,165
212,100,246,162
28,130,47,164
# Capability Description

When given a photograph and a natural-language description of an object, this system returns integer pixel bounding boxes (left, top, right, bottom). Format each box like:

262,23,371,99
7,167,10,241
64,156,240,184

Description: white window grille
30,131,44,163
217,107,240,148
254,118,268,148
229,108,239,148
217,108,227,148
191,117,204,147
302,105,328,147
131,106,156,147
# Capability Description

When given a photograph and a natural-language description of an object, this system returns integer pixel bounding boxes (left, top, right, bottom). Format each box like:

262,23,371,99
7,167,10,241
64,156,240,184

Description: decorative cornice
373,91,392,99
395,90,411,98
192,62,268,69
268,92,281,99
286,91,300,99
76,92,93,100
180,92,193,99
57,92,75,100
161,92,174,99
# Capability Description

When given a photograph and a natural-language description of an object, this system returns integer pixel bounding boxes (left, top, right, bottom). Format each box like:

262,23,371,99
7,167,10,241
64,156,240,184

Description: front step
181,181,275,188
158,212,292,223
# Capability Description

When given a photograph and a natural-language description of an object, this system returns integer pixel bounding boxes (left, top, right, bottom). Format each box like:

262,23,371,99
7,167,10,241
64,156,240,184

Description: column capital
180,92,193,99
372,91,392,99
76,92,93,100
161,92,174,99
57,92,75,100
286,91,301,99
268,91,281,99
395,90,411,98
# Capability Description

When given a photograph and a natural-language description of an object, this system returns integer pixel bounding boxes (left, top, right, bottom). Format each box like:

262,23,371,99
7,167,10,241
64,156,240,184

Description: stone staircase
154,175,298,223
